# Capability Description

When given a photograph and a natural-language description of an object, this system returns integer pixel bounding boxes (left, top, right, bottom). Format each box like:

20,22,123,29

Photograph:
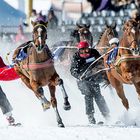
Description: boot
87,113,96,124
103,113,110,122
6,116,21,126
6,116,15,126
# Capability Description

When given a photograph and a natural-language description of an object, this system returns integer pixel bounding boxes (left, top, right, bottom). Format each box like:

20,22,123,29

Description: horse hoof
42,102,51,111
58,123,65,128
63,101,71,110
63,104,71,111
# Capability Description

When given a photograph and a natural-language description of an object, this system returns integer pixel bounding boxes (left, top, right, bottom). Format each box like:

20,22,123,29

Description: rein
80,46,135,80
95,45,110,49
80,48,115,80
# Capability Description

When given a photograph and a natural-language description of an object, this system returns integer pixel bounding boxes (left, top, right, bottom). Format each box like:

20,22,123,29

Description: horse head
122,19,140,55
31,20,48,53
105,22,118,42
76,23,93,46
96,22,118,54
70,23,93,46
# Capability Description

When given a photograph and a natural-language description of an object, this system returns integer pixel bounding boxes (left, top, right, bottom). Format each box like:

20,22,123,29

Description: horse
12,20,71,127
70,23,93,47
103,19,140,110
95,22,118,55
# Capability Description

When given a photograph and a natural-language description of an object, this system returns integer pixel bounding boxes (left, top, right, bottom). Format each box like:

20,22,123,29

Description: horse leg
57,78,71,110
107,72,129,110
114,80,129,110
30,81,51,111
48,83,64,127
133,82,140,101
16,71,50,110
15,69,32,90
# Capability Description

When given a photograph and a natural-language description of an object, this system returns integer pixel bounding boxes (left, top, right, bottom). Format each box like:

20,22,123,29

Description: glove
79,71,92,81
78,75,83,81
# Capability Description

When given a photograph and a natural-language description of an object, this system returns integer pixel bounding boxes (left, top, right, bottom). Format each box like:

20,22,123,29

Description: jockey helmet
77,41,90,58
77,41,89,49
109,38,119,45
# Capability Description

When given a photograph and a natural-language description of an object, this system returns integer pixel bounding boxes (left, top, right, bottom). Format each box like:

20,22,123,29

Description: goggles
79,48,90,54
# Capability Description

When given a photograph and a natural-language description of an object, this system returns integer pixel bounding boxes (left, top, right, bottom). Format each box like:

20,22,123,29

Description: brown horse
12,20,71,127
103,19,140,110
70,23,93,47
95,22,118,55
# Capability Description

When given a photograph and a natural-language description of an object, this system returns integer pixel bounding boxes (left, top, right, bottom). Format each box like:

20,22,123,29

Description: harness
80,46,140,81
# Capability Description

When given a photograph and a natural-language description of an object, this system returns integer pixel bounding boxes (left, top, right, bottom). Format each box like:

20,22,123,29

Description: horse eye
107,32,111,35
134,23,137,27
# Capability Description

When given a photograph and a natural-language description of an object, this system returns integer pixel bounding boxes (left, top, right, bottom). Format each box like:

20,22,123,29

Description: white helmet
109,38,119,45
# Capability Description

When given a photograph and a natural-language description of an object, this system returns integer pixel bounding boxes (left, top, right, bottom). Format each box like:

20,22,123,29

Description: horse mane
96,28,106,45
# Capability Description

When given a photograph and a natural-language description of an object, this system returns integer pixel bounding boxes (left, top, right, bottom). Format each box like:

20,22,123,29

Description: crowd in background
87,0,140,12
1,0,140,45
0,8,59,45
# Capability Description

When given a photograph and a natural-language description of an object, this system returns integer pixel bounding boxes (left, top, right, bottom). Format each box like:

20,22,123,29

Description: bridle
32,23,47,53
78,27,93,46
124,25,140,55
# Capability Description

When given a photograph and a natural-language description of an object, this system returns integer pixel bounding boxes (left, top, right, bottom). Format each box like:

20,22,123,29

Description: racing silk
0,56,19,81
0,57,6,68
107,47,118,65
15,41,53,61
70,48,101,80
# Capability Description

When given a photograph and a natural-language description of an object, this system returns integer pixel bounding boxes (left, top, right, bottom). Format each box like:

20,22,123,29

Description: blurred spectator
132,0,140,13
14,25,28,45
130,0,140,21
87,0,129,13
131,9,140,21
30,9,37,22
47,9,58,29
115,0,132,6
29,9,38,32
134,0,140,8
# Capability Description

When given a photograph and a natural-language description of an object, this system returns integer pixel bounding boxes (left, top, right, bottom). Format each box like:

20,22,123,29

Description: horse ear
111,21,116,29
45,21,48,27
86,24,91,28
31,20,35,26
123,26,126,31
105,21,109,28
76,22,82,28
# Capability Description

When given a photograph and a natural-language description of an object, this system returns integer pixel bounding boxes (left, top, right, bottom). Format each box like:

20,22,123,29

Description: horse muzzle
35,44,45,53
131,47,140,56
130,41,140,56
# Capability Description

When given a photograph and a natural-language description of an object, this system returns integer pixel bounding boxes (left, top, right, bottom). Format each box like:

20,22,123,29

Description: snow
0,43,140,139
